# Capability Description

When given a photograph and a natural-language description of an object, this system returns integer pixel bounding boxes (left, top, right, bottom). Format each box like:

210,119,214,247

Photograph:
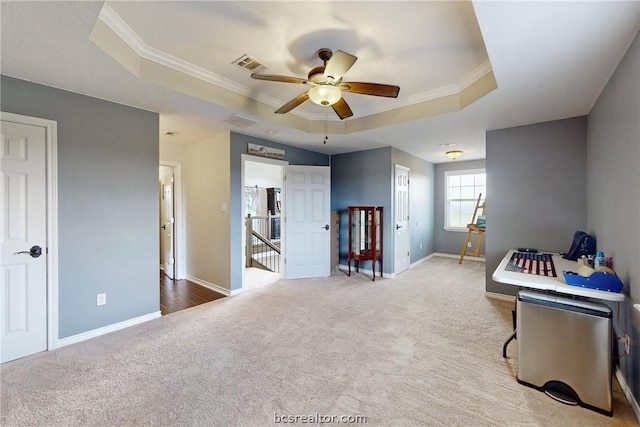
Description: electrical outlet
467,242,472,248
97,293,106,306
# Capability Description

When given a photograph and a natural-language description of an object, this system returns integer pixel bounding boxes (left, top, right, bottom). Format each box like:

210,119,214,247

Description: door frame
240,154,287,291
394,164,410,275
1,111,59,351
159,162,185,279
284,165,331,279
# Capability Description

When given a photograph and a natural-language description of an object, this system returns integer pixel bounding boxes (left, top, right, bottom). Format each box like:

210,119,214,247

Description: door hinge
171,175,175,183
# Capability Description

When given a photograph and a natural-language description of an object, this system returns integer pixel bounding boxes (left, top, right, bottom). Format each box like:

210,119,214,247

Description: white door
285,165,331,279
160,171,175,279
1,120,48,363
394,165,410,274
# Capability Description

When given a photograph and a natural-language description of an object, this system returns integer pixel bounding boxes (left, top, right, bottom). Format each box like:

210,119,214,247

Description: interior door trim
1,111,59,351
159,161,184,279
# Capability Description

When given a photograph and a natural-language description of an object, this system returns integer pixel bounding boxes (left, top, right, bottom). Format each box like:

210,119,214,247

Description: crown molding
98,5,322,121
96,4,495,125
96,4,497,127
364,60,494,116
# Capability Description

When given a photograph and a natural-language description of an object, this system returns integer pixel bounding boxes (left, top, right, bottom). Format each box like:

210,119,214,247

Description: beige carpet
245,266,281,290
1,257,637,426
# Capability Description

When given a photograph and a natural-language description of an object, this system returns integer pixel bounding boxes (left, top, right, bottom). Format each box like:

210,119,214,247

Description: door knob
323,224,330,230
14,245,43,258
396,224,402,230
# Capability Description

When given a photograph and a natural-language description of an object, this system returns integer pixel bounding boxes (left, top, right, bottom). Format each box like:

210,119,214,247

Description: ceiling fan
251,48,400,120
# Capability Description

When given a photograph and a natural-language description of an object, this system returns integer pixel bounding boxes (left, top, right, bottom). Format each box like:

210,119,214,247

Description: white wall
160,142,185,163
184,131,231,291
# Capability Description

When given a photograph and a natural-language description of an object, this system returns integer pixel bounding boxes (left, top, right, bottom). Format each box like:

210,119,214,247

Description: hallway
159,272,225,315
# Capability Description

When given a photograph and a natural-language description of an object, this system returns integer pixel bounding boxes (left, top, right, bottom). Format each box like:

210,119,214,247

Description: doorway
159,165,175,279
242,156,285,291
158,162,185,280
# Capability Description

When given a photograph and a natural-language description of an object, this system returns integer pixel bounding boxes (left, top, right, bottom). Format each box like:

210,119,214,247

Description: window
444,169,486,231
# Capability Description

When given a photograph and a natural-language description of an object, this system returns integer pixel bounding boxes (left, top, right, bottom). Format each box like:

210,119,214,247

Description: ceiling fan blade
332,97,353,120
251,73,307,84
324,50,357,81
339,82,400,98
275,92,310,114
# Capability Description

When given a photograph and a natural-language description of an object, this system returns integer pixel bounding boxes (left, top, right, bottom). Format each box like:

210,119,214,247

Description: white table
493,250,624,302
493,250,623,415
493,250,624,358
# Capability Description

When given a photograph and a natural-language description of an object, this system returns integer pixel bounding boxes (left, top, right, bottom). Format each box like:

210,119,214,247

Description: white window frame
444,168,486,232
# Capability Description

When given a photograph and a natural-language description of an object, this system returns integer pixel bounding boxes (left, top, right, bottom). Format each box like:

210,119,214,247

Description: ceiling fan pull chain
323,114,328,144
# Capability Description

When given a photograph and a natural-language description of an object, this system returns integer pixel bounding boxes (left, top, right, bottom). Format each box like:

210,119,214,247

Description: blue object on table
594,251,605,269
563,271,623,293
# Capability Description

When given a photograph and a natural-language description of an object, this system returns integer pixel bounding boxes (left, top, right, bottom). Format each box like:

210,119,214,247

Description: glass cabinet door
347,206,383,281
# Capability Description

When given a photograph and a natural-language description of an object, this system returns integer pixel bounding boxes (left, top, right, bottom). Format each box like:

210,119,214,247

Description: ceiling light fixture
446,150,463,160
308,85,342,106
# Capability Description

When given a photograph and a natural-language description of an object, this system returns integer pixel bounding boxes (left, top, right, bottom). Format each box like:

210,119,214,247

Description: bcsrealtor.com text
274,413,368,424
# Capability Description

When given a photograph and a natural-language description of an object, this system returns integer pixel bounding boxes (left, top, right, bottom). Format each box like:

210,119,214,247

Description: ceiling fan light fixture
308,85,342,106
446,150,463,160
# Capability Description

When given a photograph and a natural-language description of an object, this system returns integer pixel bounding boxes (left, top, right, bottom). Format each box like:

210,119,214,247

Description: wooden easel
459,193,486,264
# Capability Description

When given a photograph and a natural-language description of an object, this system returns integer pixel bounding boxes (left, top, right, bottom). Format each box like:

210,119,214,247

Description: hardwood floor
159,271,226,315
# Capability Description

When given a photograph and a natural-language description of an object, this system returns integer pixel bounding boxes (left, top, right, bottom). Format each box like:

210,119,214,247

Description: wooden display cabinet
347,206,383,281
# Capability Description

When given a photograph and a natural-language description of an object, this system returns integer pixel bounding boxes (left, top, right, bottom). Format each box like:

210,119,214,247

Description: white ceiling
1,1,639,163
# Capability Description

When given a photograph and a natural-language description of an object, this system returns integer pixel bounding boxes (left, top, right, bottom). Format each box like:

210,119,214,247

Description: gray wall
229,132,330,292
392,147,435,261
1,76,160,338
332,147,393,273
485,117,588,295
434,159,486,255
587,32,640,405
332,147,435,274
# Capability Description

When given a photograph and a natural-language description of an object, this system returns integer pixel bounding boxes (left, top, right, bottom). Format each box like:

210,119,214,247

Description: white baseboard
484,291,516,302
433,252,486,262
335,252,483,279
230,287,245,296
56,311,161,348
186,275,230,297
410,253,436,269
338,264,390,279
616,367,640,422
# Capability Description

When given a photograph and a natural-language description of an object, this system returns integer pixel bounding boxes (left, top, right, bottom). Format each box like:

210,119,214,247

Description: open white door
285,165,331,279
394,165,410,274
160,171,175,279
1,120,48,363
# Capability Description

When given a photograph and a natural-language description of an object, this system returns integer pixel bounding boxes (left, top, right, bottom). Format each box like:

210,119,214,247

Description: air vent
232,54,267,74
223,114,259,128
